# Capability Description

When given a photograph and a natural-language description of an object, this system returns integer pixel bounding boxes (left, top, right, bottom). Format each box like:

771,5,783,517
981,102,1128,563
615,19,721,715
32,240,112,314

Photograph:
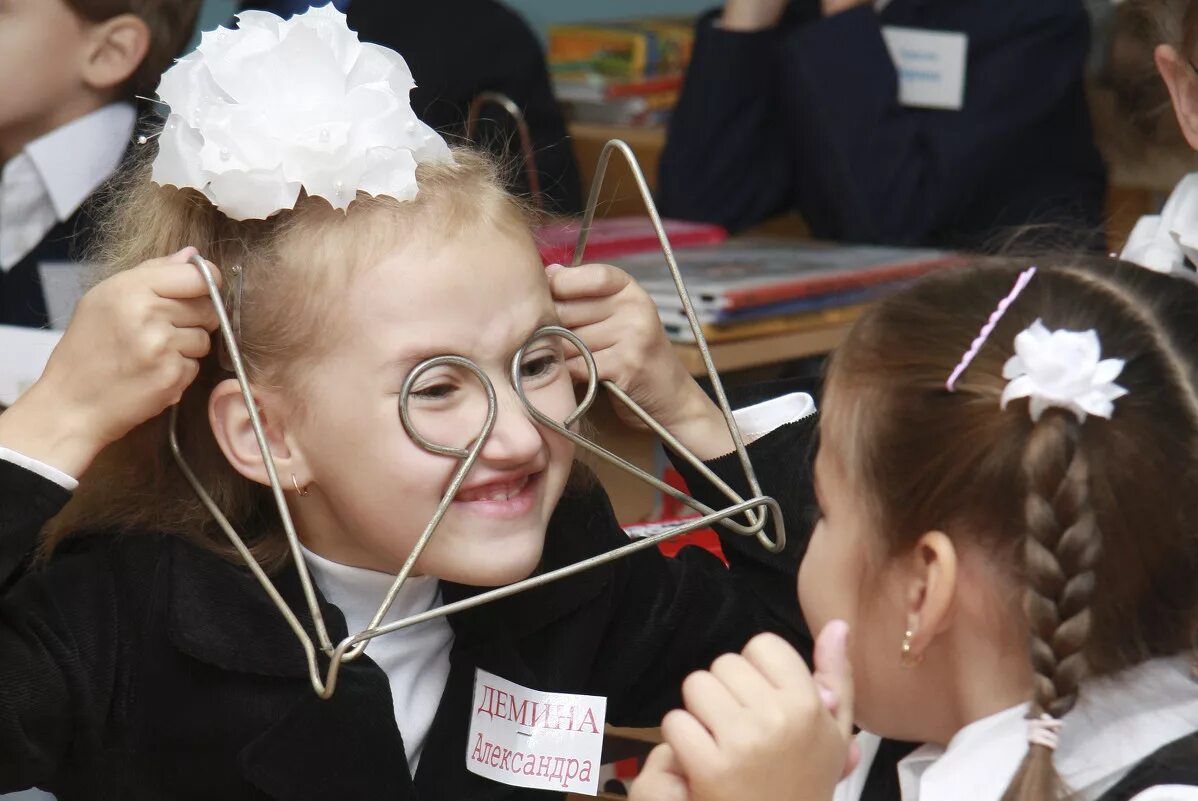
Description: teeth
459,475,529,502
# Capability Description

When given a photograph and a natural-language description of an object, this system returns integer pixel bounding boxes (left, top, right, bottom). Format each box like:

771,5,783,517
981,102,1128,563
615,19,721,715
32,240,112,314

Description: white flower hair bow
1000,320,1128,422
151,3,453,221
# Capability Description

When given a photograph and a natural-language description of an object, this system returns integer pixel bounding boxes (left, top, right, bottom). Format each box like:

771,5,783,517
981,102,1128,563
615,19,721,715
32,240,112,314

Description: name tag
467,669,607,796
880,26,968,110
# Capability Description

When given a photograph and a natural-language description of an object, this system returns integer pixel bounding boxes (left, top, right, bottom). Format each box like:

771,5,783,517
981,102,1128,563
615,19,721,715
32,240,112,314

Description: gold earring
291,473,309,497
901,629,923,668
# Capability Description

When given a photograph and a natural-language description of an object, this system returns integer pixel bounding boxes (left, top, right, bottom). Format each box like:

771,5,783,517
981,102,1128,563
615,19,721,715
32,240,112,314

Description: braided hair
823,257,1198,801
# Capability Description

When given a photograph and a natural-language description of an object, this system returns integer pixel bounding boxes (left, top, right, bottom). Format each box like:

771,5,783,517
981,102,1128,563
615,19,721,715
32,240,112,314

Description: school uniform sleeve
658,6,816,233
0,462,119,790
776,3,1099,245
588,410,818,726
0,456,72,588
674,407,818,651
662,1,1104,244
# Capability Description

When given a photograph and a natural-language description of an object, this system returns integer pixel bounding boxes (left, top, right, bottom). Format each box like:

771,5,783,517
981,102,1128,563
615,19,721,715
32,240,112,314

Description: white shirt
1121,173,1198,275
300,545,452,775
836,656,1198,801
0,103,136,271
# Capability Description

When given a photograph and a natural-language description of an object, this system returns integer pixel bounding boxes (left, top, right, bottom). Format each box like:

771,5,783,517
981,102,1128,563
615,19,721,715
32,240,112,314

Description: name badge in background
37,261,89,330
467,668,607,796
880,26,968,111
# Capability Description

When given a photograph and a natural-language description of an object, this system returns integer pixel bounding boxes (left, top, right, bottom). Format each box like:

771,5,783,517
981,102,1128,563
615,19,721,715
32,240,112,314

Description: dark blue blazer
0,205,100,329
659,1,1108,249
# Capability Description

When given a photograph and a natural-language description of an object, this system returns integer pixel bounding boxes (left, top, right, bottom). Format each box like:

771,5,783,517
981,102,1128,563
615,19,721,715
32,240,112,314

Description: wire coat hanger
168,140,785,699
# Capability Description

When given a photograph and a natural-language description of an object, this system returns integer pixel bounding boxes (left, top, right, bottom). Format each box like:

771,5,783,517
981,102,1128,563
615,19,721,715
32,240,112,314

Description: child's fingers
547,263,631,300
629,745,690,801
708,652,776,708
812,620,854,739
741,632,816,692
554,296,619,330
171,327,214,360
564,355,590,385
660,708,721,778
844,737,863,779
563,320,620,356
681,670,745,739
146,252,222,301
164,297,222,332
642,744,686,780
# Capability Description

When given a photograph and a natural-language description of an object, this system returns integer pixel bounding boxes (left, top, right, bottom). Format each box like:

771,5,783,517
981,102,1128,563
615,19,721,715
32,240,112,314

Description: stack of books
535,218,725,265
612,240,967,343
547,17,694,126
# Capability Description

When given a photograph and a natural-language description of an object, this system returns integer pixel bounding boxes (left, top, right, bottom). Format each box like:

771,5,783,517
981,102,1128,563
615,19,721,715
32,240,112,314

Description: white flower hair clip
1000,319,1128,422
150,3,453,221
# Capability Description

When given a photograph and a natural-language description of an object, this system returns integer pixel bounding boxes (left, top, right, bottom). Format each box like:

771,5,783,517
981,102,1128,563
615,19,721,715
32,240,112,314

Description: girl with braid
631,260,1198,801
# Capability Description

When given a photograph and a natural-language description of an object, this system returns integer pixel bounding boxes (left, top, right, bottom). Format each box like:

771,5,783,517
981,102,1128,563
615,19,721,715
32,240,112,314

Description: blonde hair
46,146,539,573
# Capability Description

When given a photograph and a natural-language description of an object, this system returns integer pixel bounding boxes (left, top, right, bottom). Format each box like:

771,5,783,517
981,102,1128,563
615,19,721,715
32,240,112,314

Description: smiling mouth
456,475,531,503
453,473,542,519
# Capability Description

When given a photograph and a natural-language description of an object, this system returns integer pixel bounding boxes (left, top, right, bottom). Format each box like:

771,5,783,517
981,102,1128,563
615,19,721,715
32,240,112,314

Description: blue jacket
659,1,1107,249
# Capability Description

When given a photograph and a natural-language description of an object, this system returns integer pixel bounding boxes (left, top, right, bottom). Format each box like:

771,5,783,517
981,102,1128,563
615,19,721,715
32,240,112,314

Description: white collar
20,103,137,221
0,103,136,270
842,657,1198,801
1121,173,1198,275
299,544,442,633
299,545,452,775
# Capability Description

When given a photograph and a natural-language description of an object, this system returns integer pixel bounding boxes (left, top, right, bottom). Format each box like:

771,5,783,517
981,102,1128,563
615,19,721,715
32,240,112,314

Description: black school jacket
0,418,817,799
659,0,1106,250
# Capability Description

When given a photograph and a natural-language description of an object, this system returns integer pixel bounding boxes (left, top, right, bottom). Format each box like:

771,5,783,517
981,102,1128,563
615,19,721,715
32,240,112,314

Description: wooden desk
670,315,856,376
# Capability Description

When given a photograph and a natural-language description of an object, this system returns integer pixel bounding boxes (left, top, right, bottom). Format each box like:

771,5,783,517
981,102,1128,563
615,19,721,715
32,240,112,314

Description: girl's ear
902,530,959,660
80,13,151,93
1155,44,1198,151
209,379,310,488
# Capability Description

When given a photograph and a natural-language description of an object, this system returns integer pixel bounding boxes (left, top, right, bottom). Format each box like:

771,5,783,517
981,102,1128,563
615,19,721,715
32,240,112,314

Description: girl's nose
478,383,543,467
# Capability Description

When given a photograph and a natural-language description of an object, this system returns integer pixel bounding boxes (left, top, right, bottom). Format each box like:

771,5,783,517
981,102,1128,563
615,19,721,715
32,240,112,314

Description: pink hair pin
945,266,1037,392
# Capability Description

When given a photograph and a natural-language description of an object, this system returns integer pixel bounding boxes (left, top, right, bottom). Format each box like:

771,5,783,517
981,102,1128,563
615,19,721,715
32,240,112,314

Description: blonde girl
0,7,816,799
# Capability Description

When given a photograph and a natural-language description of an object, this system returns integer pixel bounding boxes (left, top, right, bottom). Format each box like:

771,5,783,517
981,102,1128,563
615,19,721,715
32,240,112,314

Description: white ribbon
151,3,453,221
1001,320,1127,423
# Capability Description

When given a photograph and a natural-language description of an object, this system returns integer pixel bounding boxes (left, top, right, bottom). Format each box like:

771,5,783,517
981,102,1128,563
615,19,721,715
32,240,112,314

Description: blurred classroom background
197,0,714,39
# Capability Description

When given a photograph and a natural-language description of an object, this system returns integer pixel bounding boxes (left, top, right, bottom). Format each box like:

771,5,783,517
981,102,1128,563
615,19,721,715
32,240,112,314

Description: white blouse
301,546,454,775
836,656,1198,801
0,103,135,271
1121,173,1198,275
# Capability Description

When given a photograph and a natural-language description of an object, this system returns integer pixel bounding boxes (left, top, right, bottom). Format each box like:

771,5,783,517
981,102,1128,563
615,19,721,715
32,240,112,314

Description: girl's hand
631,625,856,801
547,263,734,460
0,247,220,477
629,744,691,801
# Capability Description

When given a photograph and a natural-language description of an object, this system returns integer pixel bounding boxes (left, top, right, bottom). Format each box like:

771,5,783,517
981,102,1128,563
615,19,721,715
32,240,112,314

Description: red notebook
536,217,726,266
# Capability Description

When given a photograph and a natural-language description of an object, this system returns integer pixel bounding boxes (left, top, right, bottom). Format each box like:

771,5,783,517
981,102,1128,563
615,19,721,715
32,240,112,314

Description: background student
658,0,1108,249
0,0,201,327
